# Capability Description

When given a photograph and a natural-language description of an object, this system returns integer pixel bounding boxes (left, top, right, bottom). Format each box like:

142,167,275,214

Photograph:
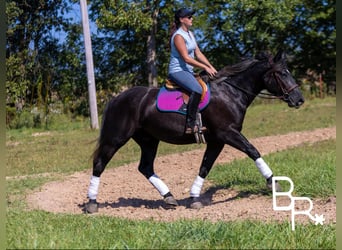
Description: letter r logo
272,176,325,231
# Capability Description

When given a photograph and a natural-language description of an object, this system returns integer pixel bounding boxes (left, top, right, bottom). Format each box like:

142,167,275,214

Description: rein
214,68,298,101
221,78,280,100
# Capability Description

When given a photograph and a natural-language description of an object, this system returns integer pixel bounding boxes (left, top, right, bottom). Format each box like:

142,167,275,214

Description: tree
287,0,335,84
6,0,96,125
188,0,302,64
6,0,75,107
190,0,335,87
90,0,168,88
6,0,335,128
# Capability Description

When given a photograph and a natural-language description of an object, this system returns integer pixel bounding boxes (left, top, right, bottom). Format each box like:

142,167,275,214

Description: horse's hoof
164,195,178,208
266,177,282,192
272,182,282,192
190,197,204,209
85,199,98,213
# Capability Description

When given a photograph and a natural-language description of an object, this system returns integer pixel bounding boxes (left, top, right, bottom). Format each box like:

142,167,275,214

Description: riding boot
185,92,207,134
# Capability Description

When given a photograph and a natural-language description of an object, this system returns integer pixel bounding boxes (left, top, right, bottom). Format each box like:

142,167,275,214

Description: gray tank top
168,28,197,74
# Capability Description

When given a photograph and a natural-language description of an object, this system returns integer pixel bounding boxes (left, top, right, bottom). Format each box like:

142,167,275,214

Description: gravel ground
26,127,336,225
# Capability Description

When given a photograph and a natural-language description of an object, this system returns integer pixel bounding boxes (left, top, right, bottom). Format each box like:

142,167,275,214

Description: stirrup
185,125,207,134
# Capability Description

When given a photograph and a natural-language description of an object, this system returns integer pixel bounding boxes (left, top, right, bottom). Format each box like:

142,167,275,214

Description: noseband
264,67,299,101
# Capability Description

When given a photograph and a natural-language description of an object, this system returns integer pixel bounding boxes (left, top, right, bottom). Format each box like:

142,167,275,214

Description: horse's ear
255,51,270,61
273,49,286,62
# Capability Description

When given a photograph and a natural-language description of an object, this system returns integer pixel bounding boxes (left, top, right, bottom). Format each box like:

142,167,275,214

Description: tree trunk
146,7,159,87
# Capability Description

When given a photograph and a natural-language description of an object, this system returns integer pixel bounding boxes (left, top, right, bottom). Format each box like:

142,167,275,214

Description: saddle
156,74,210,115
156,74,210,144
165,74,208,103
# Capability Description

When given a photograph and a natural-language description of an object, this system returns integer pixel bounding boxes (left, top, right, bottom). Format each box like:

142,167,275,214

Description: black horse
85,50,304,213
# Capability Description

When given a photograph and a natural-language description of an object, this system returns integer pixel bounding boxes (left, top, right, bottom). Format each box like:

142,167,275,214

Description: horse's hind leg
85,138,126,213
133,132,178,208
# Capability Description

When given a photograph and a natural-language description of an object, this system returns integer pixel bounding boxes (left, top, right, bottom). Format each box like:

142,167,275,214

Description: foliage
6,108,42,129
6,0,87,121
6,0,336,127
289,0,335,84
6,0,70,104
89,0,174,89
191,0,335,85
193,0,301,59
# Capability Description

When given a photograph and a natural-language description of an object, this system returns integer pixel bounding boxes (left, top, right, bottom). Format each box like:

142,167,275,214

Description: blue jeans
168,71,202,94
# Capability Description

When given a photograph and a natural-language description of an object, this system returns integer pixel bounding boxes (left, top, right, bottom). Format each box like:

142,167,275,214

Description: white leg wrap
255,158,273,179
190,176,204,198
88,175,100,200
148,174,170,196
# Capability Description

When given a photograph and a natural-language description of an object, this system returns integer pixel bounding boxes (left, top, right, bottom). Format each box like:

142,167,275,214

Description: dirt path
27,127,336,224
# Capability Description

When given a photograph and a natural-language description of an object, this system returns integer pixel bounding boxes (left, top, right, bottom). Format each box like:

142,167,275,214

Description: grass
6,211,336,249
6,97,336,249
242,96,335,138
207,139,336,198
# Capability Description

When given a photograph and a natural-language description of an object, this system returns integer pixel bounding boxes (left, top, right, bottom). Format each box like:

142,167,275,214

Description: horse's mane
216,58,259,77
202,51,272,83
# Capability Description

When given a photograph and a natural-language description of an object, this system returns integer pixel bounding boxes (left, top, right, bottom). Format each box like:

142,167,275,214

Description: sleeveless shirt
168,28,197,74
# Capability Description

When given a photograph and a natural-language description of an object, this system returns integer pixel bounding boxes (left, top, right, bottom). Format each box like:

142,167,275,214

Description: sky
53,1,99,44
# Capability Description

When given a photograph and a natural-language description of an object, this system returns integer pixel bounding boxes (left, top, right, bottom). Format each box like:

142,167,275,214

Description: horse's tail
91,86,151,162
92,134,102,162
91,97,112,162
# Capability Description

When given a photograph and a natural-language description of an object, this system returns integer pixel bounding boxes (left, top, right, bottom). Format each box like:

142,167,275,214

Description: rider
168,7,217,134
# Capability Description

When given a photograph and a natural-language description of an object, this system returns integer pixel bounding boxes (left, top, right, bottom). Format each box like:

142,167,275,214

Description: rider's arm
174,34,216,77
194,47,217,74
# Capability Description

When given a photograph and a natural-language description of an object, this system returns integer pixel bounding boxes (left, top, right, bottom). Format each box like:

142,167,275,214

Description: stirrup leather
186,113,207,144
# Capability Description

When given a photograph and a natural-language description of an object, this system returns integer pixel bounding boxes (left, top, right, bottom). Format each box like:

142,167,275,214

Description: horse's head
262,50,305,108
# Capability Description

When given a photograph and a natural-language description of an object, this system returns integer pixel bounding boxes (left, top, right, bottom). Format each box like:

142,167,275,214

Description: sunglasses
186,15,193,19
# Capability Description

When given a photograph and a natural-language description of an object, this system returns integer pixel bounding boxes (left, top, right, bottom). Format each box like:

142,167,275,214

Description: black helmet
175,7,195,19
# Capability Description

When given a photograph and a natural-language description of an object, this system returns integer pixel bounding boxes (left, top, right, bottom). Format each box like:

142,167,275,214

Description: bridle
215,63,299,101
263,66,299,101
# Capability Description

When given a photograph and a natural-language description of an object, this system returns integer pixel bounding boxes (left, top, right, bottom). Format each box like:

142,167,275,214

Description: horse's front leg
189,142,224,209
223,130,281,192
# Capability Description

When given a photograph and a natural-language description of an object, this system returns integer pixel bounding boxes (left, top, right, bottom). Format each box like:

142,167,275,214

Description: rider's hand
205,66,217,78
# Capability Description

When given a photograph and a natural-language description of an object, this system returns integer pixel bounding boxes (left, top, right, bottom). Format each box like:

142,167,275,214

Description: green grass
6,210,335,249
207,139,336,198
6,98,336,249
242,96,335,137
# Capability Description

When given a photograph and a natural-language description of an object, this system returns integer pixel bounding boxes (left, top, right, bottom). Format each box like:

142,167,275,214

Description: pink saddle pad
156,85,210,115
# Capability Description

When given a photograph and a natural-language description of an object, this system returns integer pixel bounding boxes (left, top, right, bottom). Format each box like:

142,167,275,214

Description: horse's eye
283,69,291,77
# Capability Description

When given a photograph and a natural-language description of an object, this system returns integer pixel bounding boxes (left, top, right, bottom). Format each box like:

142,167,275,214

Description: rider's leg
185,92,206,133
168,71,206,133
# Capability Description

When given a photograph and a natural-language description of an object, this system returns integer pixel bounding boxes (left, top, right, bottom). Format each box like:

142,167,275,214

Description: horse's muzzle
286,89,305,108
